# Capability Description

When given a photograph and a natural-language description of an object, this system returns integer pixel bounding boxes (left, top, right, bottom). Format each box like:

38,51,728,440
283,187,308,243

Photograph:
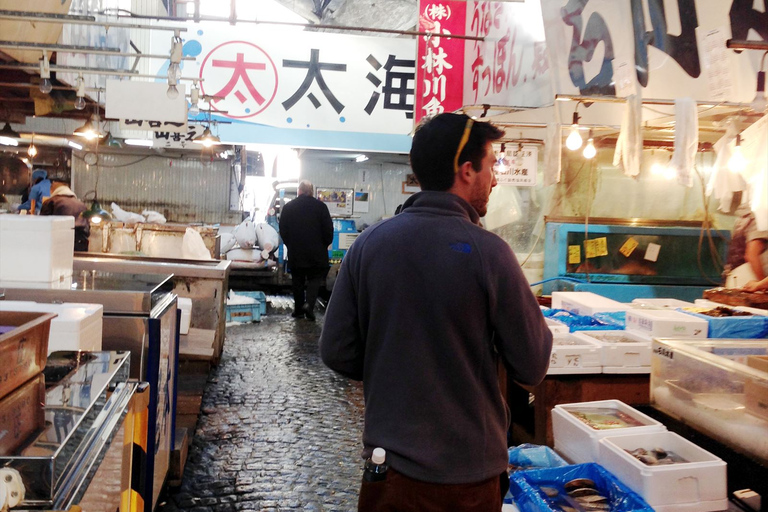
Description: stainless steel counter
0,271,174,315
0,351,132,509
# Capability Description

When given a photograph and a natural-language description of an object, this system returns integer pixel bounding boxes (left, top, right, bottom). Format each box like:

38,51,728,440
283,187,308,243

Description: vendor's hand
744,277,768,292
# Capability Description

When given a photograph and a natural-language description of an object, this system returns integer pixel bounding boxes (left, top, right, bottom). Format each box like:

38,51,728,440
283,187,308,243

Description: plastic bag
142,209,167,224
508,444,568,471
255,222,279,252
542,309,620,332
234,219,257,249
219,233,237,254
111,202,145,224
509,463,653,512
182,227,212,260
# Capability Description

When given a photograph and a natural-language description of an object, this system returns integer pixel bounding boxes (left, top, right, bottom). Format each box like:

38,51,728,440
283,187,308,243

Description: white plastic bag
111,202,146,224
219,232,237,255
255,222,279,252
142,209,167,224
182,227,212,260
233,219,257,249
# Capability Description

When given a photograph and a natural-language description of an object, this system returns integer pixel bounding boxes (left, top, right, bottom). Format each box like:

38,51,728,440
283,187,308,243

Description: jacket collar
49,185,76,198
400,191,481,226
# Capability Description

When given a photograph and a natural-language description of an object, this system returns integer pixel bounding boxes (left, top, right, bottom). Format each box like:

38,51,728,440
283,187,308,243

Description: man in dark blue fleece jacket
320,113,552,511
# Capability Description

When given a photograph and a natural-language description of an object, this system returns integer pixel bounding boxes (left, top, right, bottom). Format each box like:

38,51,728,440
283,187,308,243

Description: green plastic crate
225,302,261,323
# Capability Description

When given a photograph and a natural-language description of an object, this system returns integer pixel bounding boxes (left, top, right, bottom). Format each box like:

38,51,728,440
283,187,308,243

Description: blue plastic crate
234,291,267,315
225,302,261,323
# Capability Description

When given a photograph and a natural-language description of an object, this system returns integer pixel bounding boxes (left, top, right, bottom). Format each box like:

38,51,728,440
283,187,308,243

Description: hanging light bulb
167,84,179,99
74,74,87,110
192,126,221,148
565,112,583,150
188,81,200,115
493,143,509,174
39,50,52,94
752,70,767,113
728,134,748,174
27,142,37,158
583,131,596,159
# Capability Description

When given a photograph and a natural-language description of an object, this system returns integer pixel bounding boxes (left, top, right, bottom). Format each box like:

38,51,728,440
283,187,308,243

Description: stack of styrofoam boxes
0,301,102,354
574,330,653,374
551,291,630,316
0,215,75,288
547,333,602,375
631,298,696,310
553,399,727,511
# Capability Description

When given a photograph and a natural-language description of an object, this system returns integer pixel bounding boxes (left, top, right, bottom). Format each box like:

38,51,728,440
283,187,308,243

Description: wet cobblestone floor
159,306,365,512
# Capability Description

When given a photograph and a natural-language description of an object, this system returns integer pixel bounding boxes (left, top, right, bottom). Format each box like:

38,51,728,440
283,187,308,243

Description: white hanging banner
149,23,416,136
540,0,764,104
463,0,553,108
106,80,188,123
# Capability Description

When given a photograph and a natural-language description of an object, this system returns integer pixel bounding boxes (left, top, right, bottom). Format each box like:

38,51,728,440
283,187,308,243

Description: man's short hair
409,113,504,191
50,176,69,184
298,180,314,196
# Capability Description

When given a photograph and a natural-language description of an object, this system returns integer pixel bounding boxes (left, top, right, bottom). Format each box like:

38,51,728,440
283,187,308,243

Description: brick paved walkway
159,309,365,512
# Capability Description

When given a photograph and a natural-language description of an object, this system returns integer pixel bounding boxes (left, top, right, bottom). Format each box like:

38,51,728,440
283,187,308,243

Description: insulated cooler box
0,301,102,354
0,215,74,282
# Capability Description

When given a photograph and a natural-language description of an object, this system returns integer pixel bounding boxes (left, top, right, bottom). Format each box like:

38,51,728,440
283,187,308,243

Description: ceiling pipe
0,9,187,32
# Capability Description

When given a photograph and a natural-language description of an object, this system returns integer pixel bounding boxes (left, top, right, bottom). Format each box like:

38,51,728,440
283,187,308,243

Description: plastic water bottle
363,447,389,482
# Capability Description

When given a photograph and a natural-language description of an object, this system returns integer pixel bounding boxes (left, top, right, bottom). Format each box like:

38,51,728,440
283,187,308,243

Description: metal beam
0,9,187,32
0,40,195,60
0,62,202,81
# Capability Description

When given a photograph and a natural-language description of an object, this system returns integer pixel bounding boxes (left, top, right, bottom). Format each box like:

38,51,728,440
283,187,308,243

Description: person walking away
17,169,51,214
40,177,90,252
319,113,553,511
279,180,334,321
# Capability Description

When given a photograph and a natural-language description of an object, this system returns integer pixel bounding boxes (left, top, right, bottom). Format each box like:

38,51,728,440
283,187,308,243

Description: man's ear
455,160,476,185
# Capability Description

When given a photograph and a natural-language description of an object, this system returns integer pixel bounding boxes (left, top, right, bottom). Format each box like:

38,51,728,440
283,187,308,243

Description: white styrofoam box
0,215,75,282
625,309,708,338
0,276,73,289
551,291,629,315
545,317,570,335
178,297,192,335
0,300,102,354
598,431,727,512
552,399,666,464
547,333,602,375
631,298,696,309
574,330,652,369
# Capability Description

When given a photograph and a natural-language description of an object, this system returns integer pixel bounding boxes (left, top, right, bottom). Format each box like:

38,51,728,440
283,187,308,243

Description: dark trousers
290,266,326,312
358,467,507,512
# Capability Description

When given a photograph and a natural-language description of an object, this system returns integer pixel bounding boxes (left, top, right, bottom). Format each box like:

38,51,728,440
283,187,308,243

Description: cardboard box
0,311,56,400
747,355,768,373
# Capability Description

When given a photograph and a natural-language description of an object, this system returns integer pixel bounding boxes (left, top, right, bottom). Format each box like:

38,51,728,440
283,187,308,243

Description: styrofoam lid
0,301,102,333
0,215,74,231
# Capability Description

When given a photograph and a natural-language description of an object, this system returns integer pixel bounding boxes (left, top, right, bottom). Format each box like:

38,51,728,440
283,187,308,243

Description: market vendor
724,205,768,286
39,177,90,252
17,169,50,214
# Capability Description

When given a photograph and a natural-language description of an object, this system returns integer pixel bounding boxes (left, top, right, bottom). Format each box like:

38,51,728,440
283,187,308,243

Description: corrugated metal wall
300,159,413,229
72,152,238,224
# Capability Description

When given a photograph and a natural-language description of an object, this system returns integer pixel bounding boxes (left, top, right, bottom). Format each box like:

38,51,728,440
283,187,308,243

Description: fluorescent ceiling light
68,140,83,150
0,136,18,146
125,139,154,147
355,154,368,163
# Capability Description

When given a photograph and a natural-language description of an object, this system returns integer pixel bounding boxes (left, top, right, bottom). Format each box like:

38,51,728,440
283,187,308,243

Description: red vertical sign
415,1,467,124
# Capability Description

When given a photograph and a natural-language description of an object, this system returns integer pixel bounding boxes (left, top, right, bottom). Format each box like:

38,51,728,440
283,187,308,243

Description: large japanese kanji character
631,0,700,87
364,54,415,119
730,0,768,48
561,0,616,96
211,53,269,104
282,49,347,114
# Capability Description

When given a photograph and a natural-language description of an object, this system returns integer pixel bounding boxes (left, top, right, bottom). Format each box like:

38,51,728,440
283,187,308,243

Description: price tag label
645,243,661,262
565,354,582,367
568,245,581,264
619,237,639,257
585,237,608,259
